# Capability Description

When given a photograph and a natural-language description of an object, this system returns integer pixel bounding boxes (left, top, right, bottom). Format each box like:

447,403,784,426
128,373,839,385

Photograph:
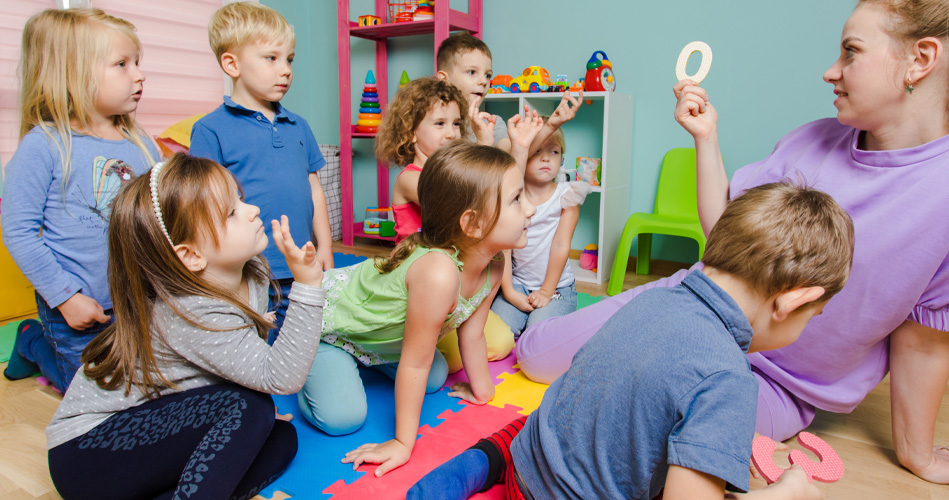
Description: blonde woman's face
95,33,145,119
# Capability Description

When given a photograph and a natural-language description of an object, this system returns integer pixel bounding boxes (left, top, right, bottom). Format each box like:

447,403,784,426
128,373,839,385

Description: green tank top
320,245,493,366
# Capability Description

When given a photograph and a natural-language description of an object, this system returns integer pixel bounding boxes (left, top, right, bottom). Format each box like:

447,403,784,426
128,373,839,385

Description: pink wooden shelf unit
336,0,483,245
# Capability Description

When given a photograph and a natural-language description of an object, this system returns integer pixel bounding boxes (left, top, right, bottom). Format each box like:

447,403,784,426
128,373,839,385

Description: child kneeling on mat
46,154,326,499
409,181,854,500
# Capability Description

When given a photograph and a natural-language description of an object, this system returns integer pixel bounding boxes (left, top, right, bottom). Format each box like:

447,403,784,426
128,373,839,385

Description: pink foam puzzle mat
255,289,605,499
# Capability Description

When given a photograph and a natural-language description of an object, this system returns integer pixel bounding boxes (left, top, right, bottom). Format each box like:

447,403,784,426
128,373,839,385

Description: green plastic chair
607,148,707,296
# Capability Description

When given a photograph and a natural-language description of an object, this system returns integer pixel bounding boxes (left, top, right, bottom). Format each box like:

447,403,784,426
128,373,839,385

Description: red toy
584,51,615,92
751,432,844,484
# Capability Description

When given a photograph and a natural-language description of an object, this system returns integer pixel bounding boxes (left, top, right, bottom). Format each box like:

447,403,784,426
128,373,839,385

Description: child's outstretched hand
547,90,583,129
468,95,497,145
448,382,492,405
271,215,323,287
342,439,412,477
673,79,718,141
507,105,544,151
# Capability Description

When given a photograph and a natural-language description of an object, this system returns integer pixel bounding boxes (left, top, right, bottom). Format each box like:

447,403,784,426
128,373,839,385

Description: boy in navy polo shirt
409,182,854,500
191,2,333,338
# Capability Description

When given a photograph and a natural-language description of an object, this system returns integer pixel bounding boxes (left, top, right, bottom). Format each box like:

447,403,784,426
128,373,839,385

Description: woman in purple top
515,0,949,483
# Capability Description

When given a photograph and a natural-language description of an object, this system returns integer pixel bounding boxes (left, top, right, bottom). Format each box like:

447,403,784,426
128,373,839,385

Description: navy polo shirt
511,270,758,499
190,97,326,279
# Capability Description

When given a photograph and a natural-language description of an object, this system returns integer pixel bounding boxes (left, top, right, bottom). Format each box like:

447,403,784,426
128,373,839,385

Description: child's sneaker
3,319,42,381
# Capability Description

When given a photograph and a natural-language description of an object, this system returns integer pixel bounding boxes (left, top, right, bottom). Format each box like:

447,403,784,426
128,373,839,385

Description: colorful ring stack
413,0,434,21
355,70,381,134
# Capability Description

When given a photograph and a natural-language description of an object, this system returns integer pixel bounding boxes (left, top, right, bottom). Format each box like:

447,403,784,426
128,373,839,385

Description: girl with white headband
44,154,326,499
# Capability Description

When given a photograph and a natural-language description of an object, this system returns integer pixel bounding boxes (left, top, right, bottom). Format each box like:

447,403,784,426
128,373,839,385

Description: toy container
388,0,419,23
363,207,393,234
576,157,602,186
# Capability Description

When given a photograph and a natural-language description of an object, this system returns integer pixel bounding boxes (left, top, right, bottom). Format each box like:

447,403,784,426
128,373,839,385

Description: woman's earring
905,80,915,94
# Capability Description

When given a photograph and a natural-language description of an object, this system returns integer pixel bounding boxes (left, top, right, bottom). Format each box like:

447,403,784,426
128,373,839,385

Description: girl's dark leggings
49,384,297,500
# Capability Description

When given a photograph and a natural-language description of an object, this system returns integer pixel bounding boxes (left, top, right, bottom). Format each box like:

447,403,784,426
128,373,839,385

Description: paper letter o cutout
675,41,713,83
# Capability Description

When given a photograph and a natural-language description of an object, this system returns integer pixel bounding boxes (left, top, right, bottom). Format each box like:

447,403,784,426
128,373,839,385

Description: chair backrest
654,148,698,219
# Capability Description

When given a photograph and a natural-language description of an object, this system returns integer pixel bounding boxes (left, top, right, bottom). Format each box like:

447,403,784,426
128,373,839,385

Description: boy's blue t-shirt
511,270,758,499
1,129,158,309
190,97,326,280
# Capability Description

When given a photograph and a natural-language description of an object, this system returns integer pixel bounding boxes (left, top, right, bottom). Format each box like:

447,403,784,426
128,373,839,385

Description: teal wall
265,0,856,263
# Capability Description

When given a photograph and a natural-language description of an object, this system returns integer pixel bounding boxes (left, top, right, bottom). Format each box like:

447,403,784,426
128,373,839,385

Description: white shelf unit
483,91,634,284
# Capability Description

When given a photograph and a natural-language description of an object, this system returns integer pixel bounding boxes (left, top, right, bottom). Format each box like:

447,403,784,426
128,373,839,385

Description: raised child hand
547,90,583,129
271,215,323,287
342,439,412,477
507,105,544,151
673,79,718,141
468,95,497,145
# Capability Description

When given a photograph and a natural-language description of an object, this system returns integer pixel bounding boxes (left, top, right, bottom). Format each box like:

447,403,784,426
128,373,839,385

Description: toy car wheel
510,83,520,93
530,82,539,92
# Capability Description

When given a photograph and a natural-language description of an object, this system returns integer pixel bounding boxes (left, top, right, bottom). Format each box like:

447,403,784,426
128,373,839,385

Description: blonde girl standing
46,154,326,499
297,141,537,477
2,8,159,392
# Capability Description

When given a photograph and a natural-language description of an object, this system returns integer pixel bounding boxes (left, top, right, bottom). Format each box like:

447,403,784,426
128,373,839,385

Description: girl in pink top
376,78,470,242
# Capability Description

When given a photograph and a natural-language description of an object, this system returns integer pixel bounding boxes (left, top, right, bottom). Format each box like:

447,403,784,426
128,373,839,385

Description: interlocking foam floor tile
322,402,525,499
254,490,293,500
333,252,368,268
487,368,549,415
259,367,463,500
443,347,519,388
577,292,603,309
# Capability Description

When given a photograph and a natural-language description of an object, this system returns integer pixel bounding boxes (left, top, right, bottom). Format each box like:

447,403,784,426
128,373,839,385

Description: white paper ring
675,41,713,83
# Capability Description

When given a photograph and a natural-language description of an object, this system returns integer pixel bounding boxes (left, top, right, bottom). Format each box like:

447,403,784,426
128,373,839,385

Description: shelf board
569,258,600,284
348,10,479,40
353,222,396,242
484,91,610,101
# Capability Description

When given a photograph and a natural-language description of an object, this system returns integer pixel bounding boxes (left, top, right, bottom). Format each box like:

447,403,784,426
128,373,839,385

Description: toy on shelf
509,66,552,93
550,74,570,93
584,51,616,92
355,71,381,134
400,70,411,88
580,244,598,272
576,157,602,186
490,74,513,93
387,0,419,23
569,78,585,92
357,15,381,27
751,432,844,485
363,207,394,235
413,0,434,20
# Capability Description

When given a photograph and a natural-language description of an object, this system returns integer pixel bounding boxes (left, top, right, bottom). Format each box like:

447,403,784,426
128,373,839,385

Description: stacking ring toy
675,41,713,83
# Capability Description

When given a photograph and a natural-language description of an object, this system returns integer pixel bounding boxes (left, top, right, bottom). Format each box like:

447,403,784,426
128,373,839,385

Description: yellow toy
357,15,381,27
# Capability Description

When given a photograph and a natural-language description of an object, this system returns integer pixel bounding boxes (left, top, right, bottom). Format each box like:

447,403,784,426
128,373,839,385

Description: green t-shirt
321,245,492,365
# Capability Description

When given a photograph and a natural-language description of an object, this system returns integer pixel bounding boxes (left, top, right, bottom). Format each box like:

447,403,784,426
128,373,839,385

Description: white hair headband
149,161,174,246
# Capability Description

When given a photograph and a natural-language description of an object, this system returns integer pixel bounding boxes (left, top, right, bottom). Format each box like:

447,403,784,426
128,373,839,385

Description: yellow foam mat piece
157,113,207,148
487,366,549,415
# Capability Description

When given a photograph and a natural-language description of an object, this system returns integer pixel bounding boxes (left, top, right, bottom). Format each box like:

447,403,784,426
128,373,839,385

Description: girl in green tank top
298,140,541,477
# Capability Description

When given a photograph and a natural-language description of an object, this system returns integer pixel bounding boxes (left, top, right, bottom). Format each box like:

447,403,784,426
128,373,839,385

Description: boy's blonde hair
375,78,470,167
436,33,492,72
702,181,855,301
208,2,295,64
18,8,155,187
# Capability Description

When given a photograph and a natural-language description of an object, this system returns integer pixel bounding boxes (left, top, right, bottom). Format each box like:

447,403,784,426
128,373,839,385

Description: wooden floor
1,241,947,499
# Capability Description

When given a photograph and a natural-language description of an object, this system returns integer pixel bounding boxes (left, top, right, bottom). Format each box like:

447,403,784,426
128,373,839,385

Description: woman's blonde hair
375,78,470,167
208,2,295,64
375,141,515,273
18,8,155,188
82,154,275,397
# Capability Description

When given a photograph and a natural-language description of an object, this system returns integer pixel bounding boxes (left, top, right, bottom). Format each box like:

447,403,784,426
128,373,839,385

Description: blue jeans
26,293,113,392
490,283,578,339
267,278,294,344
297,342,449,436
